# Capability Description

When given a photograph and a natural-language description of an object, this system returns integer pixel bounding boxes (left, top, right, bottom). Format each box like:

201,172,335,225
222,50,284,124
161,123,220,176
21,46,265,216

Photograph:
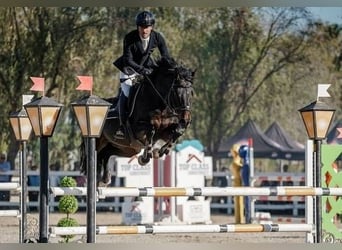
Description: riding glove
142,68,153,75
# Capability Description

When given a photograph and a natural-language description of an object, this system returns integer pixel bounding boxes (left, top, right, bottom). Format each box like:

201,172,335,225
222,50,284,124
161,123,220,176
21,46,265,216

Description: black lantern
71,95,111,137
24,96,63,137
24,96,63,243
71,95,110,243
9,108,33,243
299,100,335,243
299,100,335,140
9,108,33,141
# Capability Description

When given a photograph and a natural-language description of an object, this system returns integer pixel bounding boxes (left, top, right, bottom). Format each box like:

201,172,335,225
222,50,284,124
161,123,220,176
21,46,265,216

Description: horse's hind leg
97,144,114,187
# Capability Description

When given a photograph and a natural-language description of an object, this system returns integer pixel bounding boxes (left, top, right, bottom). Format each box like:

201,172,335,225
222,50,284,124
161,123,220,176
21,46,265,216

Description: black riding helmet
135,11,155,27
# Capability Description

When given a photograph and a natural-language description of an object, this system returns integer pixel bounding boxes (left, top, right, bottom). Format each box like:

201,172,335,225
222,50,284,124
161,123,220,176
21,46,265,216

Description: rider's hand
142,68,153,75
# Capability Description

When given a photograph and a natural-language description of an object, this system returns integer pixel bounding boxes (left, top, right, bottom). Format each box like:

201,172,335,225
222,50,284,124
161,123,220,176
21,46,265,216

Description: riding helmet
135,11,155,27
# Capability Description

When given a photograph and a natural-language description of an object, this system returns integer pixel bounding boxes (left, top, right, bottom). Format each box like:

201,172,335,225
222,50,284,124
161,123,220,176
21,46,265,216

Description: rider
113,10,170,139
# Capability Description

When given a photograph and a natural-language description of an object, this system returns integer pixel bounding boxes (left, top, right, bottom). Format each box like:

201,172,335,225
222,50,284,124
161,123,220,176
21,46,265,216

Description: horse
79,57,195,186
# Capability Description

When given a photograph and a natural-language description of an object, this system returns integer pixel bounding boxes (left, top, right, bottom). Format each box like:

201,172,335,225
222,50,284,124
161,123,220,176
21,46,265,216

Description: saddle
106,83,142,120
106,80,145,144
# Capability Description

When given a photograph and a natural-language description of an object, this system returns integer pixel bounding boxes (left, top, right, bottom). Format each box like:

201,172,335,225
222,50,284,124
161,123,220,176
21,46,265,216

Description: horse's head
170,64,195,127
151,57,195,127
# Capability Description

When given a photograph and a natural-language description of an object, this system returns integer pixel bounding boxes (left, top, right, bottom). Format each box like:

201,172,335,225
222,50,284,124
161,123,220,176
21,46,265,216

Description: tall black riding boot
115,93,128,139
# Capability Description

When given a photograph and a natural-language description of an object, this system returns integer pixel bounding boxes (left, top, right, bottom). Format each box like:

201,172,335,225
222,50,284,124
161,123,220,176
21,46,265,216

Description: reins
144,72,178,115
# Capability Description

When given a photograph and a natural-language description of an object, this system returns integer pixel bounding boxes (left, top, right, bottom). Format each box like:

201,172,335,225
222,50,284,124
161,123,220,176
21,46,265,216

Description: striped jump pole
50,186,342,197
50,223,313,236
97,186,342,197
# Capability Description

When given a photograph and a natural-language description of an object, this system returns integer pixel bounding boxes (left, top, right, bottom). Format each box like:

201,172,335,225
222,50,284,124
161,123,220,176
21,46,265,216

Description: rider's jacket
113,30,170,75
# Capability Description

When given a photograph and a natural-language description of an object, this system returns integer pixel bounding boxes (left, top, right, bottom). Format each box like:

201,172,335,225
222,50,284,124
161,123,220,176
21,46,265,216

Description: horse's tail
79,139,87,175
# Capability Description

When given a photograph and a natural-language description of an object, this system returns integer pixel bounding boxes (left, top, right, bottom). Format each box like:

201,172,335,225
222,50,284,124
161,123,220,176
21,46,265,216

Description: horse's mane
154,56,178,69
154,57,195,83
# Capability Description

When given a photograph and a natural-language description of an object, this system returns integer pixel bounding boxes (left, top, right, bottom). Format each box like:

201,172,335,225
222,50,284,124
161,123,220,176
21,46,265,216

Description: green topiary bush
58,195,78,214
57,217,79,242
57,176,80,243
60,176,77,188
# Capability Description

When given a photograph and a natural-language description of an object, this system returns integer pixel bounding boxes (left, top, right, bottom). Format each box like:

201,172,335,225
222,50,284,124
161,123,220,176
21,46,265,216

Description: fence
0,170,306,216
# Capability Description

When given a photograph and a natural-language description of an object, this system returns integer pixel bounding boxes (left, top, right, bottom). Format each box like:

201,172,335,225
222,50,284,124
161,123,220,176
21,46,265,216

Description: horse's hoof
138,155,150,165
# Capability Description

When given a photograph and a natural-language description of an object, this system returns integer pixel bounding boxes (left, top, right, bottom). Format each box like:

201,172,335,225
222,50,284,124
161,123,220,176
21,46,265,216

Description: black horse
80,57,195,185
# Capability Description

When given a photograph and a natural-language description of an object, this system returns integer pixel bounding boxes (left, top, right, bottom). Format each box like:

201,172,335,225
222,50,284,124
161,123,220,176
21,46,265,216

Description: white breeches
120,71,138,97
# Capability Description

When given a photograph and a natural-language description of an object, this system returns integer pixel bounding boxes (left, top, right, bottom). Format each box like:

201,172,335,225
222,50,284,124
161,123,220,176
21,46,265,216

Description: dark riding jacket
113,30,170,75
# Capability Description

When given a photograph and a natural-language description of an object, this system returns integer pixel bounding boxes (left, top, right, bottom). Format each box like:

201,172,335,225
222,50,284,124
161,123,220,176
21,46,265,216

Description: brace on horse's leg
158,134,177,157
158,124,187,157
138,127,155,165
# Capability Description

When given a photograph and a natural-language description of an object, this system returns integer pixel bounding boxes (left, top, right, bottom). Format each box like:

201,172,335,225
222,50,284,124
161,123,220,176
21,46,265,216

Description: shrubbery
57,176,79,243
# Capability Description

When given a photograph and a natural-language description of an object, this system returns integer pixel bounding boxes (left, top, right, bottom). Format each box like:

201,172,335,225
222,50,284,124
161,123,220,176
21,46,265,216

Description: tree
0,7,341,171
0,7,120,168
175,7,313,166
306,21,342,121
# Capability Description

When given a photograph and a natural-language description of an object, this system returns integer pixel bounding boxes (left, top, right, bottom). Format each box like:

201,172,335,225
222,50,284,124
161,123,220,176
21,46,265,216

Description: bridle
145,66,193,116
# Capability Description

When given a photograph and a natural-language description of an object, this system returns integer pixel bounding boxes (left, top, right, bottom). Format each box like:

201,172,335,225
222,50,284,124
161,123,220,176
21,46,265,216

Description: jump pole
50,223,313,236
50,186,342,197
0,183,20,190
97,186,342,197
0,210,20,217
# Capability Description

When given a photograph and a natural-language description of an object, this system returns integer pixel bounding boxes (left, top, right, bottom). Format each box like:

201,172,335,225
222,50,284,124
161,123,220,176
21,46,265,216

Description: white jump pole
0,210,20,217
0,183,20,190
50,223,313,236
50,187,87,196
50,186,342,197
98,186,342,197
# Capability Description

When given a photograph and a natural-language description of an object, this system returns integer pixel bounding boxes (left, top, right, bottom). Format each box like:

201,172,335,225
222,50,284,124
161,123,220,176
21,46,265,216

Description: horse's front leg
157,140,173,157
158,123,186,157
158,132,179,157
138,127,155,165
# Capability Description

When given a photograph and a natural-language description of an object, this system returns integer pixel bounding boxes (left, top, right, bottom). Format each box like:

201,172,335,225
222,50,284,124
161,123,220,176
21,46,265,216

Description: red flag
337,128,342,139
76,76,93,91
30,77,45,92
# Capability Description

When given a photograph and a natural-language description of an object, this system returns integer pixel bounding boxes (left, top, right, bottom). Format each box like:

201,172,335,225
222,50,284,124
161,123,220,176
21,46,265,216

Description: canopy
265,121,305,160
217,119,286,159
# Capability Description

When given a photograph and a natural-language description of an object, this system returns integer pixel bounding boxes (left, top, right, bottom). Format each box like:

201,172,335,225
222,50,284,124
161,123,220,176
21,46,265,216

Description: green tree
175,8,313,166
306,21,342,121
0,7,120,168
0,7,341,171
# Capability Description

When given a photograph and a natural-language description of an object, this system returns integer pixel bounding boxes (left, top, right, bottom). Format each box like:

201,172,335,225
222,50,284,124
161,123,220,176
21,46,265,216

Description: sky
308,7,342,24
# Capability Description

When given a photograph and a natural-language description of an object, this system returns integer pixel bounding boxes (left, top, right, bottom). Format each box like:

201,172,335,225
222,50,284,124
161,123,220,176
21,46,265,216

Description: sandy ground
0,212,308,243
